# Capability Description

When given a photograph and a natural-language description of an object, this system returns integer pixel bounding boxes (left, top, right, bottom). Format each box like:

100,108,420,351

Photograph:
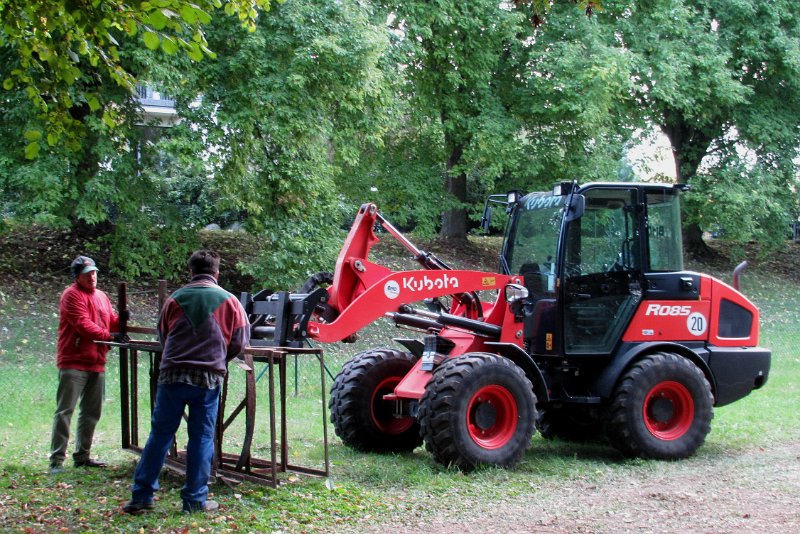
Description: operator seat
518,262,557,353
519,263,544,297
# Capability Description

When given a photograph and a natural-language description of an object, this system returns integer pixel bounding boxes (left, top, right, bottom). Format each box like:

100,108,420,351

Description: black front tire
606,352,713,459
329,348,422,453
418,353,536,470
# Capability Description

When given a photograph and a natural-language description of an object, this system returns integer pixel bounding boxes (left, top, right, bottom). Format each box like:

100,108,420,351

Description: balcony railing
136,85,176,108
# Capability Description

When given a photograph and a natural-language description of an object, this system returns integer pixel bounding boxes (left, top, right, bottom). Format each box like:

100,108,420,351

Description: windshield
503,192,566,295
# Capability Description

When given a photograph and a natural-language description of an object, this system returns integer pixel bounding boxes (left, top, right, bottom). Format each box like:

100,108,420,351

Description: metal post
119,345,131,449
117,283,130,449
268,351,278,484
280,352,288,469
158,280,167,311
318,350,330,475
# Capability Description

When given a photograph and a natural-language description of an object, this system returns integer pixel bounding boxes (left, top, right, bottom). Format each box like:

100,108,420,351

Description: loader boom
241,203,512,347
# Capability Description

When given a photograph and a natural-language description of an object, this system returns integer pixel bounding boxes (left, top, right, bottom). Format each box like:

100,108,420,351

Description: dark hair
188,249,220,276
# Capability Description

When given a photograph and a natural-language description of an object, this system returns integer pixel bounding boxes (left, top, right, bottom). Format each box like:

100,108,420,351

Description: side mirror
565,193,585,222
480,205,493,232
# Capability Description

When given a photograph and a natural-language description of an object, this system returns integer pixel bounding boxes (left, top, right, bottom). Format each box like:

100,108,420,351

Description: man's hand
111,333,130,344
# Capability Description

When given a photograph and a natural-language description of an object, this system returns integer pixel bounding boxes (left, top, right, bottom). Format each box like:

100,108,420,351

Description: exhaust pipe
733,261,748,291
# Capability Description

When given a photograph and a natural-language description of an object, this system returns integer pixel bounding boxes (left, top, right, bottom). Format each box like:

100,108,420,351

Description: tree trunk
661,118,716,258
440,142,468,244
441,171,468,242
65,101,102,222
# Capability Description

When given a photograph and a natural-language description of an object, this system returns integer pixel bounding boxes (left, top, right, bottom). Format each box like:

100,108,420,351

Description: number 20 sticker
687,312,707,336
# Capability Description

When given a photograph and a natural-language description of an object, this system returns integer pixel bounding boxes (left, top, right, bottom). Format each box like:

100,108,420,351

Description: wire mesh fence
0,271,796,471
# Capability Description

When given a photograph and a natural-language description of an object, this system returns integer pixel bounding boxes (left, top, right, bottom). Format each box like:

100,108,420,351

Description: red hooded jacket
57,283,119,372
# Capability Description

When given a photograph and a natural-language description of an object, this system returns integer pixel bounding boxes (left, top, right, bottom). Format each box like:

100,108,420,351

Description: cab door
561,187,644,354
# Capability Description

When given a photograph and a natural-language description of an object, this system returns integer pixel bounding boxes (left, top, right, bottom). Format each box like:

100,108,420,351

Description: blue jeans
131,382,220,510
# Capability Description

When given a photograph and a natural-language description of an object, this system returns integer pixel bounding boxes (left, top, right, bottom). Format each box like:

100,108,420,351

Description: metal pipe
390,312,442,332
733,261,748,290
376,211,423,257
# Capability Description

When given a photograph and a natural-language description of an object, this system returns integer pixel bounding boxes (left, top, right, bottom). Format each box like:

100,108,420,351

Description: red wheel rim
466,385,518,449
643,380,694,440
370,377,414,434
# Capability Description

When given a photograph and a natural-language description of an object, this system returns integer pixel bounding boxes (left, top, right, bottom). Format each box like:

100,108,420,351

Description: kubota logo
384,280,400,300
401,274,460,292
645,304,692,316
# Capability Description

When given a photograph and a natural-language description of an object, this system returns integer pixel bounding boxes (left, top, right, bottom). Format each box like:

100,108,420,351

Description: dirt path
354,442,800,533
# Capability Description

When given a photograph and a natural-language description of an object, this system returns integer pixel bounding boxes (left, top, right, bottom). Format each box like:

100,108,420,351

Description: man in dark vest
123,249,250,514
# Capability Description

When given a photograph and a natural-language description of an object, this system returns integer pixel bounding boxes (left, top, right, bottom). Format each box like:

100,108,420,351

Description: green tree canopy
147,0,393,287
0,0,272,157
608,0,800,251
349,1,633,241
3,0,797,285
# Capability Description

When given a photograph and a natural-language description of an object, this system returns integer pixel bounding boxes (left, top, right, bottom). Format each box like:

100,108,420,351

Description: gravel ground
352,442,800,534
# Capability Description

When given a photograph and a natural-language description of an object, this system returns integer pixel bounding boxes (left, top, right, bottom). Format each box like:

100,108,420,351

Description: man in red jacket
49,255,123,474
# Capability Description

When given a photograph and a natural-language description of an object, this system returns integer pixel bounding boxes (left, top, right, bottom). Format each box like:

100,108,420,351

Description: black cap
70,256,99,278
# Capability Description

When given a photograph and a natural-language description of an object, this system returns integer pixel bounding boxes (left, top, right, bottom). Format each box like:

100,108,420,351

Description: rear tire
329,348,422,453
606,352,713,459
299,271,334,294
418,353,536,470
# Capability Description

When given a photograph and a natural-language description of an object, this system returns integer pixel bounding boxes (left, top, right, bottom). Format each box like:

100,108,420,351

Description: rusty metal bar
131,349,139,448
280,353,288,469
250,347,329,478
119,346,131,449
318,349,330,476
234,353,256,472
118,283,128,336
117,283,131,449
158,280,167,311
268,350,279,480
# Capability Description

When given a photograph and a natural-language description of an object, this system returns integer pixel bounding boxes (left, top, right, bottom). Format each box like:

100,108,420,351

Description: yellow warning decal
482,277,496,286
546,333,553,351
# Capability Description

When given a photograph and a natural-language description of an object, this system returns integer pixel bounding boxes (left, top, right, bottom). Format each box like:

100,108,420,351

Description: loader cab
501,182,685,357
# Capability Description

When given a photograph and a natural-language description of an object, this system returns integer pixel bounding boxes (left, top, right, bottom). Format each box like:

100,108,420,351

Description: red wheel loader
241,182,770,469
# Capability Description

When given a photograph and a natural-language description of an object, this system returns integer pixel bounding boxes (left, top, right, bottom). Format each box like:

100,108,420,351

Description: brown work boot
122,499,155,514
74,458,107,468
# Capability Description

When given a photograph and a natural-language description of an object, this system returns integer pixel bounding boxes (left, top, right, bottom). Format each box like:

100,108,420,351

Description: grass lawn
0,252,797,532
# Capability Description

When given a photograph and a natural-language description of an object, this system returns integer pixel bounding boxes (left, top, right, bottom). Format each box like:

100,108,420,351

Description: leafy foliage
2,0,798,285
497,3,636,187
346,1,634,240
606,0,800,250
684,156,795,255
149,0,392,287
0,0,273,154
377,0,532,241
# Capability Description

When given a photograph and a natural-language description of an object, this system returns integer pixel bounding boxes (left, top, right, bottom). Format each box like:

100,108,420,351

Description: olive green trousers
49,369,105,467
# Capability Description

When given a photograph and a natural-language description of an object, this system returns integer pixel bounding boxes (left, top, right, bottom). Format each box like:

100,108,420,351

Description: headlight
504,283,529,303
